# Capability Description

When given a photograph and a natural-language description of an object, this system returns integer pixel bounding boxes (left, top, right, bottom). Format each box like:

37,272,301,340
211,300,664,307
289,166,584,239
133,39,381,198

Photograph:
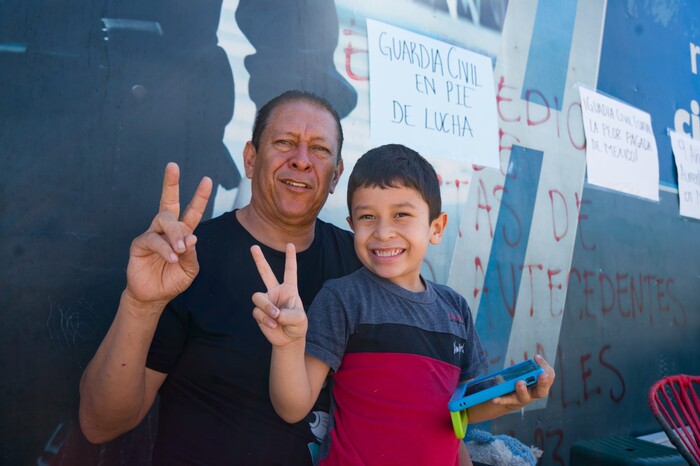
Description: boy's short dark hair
347,144,441,221
251,90,344,160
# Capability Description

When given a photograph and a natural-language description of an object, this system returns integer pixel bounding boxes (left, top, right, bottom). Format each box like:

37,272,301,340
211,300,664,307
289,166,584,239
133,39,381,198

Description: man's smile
282,179,311,189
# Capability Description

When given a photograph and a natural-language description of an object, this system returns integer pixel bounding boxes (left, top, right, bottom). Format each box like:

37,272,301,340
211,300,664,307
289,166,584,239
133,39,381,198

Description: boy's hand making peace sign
250,244,330,424
250,243,308,347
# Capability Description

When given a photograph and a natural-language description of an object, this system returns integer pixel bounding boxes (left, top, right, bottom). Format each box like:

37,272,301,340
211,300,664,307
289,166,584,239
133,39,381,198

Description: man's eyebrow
308,135,335,147
271,131,333,145
270,130,297,139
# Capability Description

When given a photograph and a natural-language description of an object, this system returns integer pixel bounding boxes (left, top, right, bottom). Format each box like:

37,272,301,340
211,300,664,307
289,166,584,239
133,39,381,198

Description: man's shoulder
315,218,354,242
195,211,248,244
190,211,253,262
313,219,361,272
197,210,236,231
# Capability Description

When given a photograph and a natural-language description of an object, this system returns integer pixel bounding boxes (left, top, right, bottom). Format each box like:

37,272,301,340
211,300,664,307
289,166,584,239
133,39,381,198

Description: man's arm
79,163,212,443
78,292,168,443
250,244,330,423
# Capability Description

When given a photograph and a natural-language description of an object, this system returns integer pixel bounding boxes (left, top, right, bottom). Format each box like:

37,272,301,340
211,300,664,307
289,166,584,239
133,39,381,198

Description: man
79,90,362,465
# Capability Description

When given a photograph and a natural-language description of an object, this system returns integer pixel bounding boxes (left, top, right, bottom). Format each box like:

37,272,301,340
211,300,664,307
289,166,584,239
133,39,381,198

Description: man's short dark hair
347,144,442,221
251,90,344,160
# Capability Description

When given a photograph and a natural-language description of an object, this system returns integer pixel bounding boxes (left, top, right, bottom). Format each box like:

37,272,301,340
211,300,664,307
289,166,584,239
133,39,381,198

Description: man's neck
236,205,316,252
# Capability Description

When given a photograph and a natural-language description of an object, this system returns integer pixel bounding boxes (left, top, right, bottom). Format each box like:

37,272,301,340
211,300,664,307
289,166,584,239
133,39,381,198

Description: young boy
251,144,553,465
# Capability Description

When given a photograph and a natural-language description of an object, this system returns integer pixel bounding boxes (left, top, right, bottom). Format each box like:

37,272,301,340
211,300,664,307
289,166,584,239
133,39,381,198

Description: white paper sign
669,131,700,219
366,19,499,167
579,87,659,201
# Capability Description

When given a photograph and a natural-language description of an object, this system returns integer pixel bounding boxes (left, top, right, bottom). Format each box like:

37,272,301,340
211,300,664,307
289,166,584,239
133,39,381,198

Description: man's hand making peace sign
124,162,213,311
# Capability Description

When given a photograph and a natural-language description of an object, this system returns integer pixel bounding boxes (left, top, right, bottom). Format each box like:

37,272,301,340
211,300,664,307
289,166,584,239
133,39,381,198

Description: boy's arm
250,244,330,423
466,354,556,423
269,350,330,423
458,441,474,466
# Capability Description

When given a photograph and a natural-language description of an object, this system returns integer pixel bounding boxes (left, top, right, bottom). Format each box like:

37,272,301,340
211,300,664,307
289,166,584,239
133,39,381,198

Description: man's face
244,100,343,227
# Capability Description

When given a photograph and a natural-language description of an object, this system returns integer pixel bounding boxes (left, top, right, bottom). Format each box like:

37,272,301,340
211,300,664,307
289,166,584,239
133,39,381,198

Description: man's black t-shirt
146,210,361,465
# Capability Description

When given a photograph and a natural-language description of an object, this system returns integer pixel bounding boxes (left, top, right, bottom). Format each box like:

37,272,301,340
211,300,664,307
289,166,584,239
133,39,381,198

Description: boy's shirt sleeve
305,284,350,372
459,295,489,382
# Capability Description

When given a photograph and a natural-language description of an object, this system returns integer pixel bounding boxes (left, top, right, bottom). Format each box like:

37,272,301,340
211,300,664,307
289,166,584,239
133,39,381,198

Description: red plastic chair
648,374,700,466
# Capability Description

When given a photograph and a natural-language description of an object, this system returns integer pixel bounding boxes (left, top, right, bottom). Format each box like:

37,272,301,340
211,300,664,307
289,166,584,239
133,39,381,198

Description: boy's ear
429,212,448,245
346,215,354,231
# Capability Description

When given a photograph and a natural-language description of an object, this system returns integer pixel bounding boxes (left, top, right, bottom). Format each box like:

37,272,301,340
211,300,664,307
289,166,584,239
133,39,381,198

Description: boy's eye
358,214,374,220
395,212,411,218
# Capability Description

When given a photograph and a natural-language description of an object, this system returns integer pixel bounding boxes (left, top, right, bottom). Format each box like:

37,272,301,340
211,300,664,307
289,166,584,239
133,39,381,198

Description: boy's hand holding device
449,356,551,438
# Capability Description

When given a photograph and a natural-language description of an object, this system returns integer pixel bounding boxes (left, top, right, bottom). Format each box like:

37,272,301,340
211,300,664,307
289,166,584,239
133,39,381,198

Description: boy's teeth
375,249,402,257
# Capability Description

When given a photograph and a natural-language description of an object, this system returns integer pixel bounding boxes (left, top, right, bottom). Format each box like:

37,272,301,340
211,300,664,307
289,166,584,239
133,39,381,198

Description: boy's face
347,184,447,292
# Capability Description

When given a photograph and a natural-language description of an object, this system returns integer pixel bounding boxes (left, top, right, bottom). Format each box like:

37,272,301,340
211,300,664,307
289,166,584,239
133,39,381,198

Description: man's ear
429,212,448,245
329,158,344,194
242,141,256,180
346,215,354,231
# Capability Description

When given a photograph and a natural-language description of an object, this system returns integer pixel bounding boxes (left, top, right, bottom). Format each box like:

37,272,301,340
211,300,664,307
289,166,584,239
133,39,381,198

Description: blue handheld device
448,359,544,438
